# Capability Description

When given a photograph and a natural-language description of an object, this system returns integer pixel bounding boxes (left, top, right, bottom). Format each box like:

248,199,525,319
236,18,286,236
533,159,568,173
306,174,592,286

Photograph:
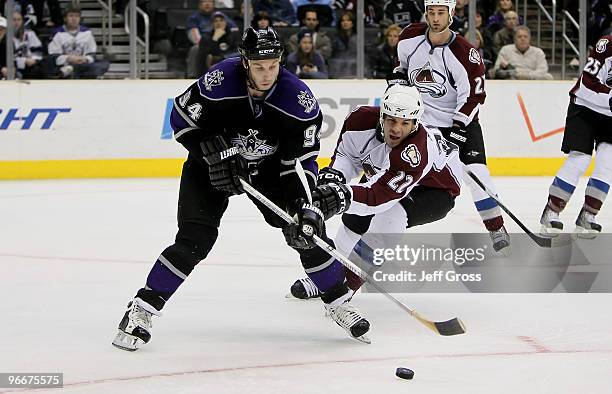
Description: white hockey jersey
395,23,486,127
48,25,97,66
570,35,612,117
330,106,462,217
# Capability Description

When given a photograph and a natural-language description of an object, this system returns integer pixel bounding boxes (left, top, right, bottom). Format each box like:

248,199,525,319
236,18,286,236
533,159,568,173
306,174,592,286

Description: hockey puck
395,367,414,380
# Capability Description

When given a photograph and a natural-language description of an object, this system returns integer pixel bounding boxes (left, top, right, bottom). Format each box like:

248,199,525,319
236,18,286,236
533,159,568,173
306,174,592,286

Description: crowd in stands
1,0,611,80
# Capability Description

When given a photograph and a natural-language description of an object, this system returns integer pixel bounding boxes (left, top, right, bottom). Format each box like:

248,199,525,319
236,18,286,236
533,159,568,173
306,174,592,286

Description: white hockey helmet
424,0,456,15
379,85,424,131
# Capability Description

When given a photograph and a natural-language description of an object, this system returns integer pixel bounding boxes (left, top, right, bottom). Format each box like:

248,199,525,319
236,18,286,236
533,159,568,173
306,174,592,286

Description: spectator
47,5,109,78
0,0,37,28
486,0,522,34
293,0,335,27
186,0,237,78
12,11,43,79
383,0,423,27
367,23,400,79
288,8,332,60
233,0,253,32
333,0,384,27
0,16,7,79
31,0,62,27
286,28,328,78
494,25,553,80
451,0,468,33
251,11,272,29
474,29,494,75
254,0,297,27
492,10,518,55
329,10,357,78
196,12,240,75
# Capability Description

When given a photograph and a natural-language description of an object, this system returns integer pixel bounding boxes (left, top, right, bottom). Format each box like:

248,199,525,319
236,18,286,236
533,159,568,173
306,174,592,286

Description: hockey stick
239,177,466,337
463,165,552,248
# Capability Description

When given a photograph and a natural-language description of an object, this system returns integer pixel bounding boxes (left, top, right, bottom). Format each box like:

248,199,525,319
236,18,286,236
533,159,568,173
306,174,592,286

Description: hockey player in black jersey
112,27,370,351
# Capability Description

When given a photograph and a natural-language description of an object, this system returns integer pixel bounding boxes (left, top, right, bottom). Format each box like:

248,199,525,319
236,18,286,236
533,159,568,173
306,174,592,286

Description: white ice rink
1,177,611,394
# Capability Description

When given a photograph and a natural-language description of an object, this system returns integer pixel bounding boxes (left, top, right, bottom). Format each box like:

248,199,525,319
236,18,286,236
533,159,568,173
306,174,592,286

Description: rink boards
0,79,591,179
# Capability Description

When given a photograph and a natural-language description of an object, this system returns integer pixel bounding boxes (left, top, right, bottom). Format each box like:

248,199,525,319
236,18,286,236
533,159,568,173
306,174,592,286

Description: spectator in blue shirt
254,0,296,27
186,0,237,77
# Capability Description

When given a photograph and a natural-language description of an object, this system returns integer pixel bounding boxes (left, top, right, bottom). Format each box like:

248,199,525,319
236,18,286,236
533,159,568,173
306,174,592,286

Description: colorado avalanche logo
231,129,278,160
469,48,482,65
409,62,447,98
297,91,317,114
596,38,609,54
203,69,224,91
400,144,421,167
361,154,382,178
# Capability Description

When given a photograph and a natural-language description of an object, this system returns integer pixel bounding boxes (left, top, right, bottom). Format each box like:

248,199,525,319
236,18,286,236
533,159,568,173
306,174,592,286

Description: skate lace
300,278,320,298
330,304,362,329
543,208,560,222
130,303,153,329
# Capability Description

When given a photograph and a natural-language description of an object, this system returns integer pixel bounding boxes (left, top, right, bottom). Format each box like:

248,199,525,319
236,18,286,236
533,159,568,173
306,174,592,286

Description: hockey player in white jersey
540,35,612,238
390,0,510,253
288,85,462,304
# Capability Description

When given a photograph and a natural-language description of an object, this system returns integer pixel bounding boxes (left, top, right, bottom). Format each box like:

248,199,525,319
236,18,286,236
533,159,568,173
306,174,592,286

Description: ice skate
540,206,563,237
574,208,602,239
325,302,371,344
286,277,322,299
112,298,160,351
489,225,511,256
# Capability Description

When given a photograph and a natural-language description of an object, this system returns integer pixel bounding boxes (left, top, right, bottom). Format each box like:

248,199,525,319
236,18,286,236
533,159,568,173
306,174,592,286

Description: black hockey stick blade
413,312,466,336
434,318,467,336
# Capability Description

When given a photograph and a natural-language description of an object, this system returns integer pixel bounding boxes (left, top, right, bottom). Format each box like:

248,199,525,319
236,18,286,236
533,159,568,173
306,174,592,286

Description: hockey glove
200,135,246,195
317,167,346,186
283,201,325,250
387,67,409,87
312,183,352,220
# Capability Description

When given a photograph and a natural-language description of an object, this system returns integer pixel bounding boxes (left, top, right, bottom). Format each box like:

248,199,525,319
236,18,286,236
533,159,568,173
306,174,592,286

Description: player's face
383,115,416,148
248,58,280,90
426,6,451,33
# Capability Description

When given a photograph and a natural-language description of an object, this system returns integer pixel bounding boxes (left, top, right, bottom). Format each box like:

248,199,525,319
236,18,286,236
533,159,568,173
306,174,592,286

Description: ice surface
0,177,611,393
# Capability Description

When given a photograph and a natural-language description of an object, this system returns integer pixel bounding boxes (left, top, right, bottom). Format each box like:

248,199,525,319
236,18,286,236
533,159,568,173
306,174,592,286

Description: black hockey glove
317,167,346,186
387,67,409,88
200,135,246,195
283,201,325,250
312,182,352,220
441,121,468,148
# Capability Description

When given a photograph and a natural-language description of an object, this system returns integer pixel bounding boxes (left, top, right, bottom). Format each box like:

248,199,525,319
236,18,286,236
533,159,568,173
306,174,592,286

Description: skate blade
353,334,371,344
574,226,599,239
112,330,143,352
284,293,319,300
539,225,562,238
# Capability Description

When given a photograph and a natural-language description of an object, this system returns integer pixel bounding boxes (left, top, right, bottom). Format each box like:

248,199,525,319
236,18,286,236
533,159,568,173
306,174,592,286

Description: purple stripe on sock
146,261,184,295
307,259,345,292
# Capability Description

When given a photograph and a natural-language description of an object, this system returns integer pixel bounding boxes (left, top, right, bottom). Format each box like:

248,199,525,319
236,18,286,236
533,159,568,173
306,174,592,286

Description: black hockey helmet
239,27,284,61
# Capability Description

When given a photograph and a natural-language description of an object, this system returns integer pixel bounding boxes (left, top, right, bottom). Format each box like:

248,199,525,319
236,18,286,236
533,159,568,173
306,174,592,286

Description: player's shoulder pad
592,35,612,59
344,106,380,131
398,22,428,41
197,57,247,100
389,124,429,171
265,69,321,121
449,33,486,73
